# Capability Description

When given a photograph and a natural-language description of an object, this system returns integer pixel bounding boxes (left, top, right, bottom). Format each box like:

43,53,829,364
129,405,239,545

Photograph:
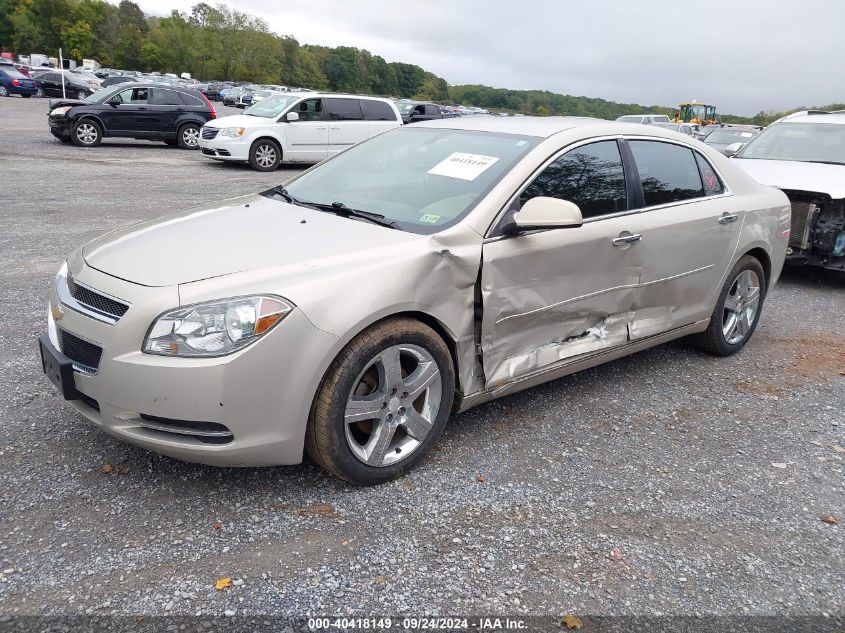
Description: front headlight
143,295,293,357
50,106,72,117
220,127,245,137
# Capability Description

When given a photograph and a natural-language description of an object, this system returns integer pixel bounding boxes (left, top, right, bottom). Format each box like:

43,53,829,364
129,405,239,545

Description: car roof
412,115,607,138
781,113,845,125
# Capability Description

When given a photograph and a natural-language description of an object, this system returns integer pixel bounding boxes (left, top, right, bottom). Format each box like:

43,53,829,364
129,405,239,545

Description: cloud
135,0,845,116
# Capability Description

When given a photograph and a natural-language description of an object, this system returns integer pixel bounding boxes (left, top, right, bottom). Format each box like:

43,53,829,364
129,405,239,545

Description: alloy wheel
254,144,277,168
35,87,44,97
0,86,8,97
75,123,98,145
722,269,761,345
182,126,200,147
344,344,442,467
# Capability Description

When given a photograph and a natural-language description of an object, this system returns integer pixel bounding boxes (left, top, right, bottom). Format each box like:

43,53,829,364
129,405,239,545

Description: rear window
629,141,704,206
327,98,363,121
0,67,25,79
361,100,397,121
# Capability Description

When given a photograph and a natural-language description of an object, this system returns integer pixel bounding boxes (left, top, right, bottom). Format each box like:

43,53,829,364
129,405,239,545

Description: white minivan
199,93,402,171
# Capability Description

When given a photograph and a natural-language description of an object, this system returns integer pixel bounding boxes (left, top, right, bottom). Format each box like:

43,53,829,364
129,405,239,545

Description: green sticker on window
420,214,441,224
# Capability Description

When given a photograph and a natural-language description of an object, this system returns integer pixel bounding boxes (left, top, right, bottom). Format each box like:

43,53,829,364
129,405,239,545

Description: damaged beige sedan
40,117,790,485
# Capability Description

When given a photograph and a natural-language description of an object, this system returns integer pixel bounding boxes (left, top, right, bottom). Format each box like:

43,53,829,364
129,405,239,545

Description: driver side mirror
285,111,300,122
504,197,584,234
723,142,746,157
106,97,121,106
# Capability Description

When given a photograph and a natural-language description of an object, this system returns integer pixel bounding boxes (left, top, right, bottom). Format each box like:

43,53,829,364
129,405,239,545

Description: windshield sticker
419,213,441,224
428,152,500,181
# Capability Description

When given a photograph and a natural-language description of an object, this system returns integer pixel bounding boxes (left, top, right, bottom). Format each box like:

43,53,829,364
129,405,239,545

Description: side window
178,92,203,106
628,141,704,206
327,98,362,121
292,98,324,122
116,87,148,104
361,100,397,121
521,140,627,219
425,105,440,116
43,73,58,82
695,152,725,196
151,89,182,106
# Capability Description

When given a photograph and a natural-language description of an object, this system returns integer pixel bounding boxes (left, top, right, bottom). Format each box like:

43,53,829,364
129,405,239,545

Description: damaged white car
733,112,845,271
40,117,789,485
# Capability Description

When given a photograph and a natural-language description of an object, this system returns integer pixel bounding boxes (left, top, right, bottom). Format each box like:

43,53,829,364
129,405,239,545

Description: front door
101,87,153,134
624,140,745,338
283,97,328,162
480,139,642,386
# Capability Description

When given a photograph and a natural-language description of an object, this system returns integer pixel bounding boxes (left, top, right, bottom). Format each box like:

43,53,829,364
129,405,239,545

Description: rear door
480,139,643,385
625,140,744,338
283,97,328,162
361,99,401,135
326,98,370,155
149,88,183,135
40,72,61,96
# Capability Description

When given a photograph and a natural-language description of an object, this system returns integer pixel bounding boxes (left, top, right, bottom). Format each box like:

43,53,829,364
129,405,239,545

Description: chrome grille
58,328,102,374
201,127,218,140
67,273,129,320
789,200,818,250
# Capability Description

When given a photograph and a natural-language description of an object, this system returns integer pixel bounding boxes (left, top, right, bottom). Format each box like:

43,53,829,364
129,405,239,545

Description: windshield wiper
308,201,402,230
263,186,316,209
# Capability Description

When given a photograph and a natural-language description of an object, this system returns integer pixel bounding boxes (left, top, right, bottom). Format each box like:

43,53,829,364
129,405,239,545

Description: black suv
47,83,217,149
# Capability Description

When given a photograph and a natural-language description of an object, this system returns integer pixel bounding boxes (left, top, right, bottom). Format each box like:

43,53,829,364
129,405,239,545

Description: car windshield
737,122,845,165
84,87,120,103
706,129,756,144
617,116,642,123
243,94,301,118
281,127,539,234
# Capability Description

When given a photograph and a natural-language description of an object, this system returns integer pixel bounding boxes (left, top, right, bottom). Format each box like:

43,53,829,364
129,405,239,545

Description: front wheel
177,123,201,149
248,139,281,171
0,86,8,97
691,255,766,356
71,119,102,147
35,86,44,98
306,318,455,485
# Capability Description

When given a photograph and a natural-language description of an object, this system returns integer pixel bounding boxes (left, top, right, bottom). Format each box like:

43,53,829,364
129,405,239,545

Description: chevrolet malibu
39,117,790,485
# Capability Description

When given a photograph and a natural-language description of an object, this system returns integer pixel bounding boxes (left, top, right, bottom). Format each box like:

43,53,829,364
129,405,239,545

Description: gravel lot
0,96,843,623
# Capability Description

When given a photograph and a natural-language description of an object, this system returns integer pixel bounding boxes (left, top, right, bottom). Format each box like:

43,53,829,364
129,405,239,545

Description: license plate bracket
38,334,79,400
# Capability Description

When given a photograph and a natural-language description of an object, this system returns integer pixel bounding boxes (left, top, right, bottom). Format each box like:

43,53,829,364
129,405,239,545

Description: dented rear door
480,215,643,387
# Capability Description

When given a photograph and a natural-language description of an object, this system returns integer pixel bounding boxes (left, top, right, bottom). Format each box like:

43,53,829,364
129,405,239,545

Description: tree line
1,0,838,123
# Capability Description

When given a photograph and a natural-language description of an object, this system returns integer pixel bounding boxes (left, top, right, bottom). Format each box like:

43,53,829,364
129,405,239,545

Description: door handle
316,125,327,130
329,125,340,130
612,233,643,246
719,213,738,224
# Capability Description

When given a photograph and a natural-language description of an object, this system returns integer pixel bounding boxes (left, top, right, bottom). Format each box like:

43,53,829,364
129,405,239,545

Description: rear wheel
691,255,766,356
71,119,102,147
0,86,8,97
248,139,281,171
306,318,455,485
177,123,201,149
35,86,44,98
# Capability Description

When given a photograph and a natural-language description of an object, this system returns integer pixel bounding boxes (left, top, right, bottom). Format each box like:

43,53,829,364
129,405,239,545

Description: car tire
248,138,281,171
35,86,44,98
177,123,201,150
71,119,102,147
0,86,8,97
305,317,455,486
691,255,766,357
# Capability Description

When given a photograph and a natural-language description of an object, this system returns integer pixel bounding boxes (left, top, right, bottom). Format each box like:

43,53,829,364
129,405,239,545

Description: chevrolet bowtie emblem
51,303,64,321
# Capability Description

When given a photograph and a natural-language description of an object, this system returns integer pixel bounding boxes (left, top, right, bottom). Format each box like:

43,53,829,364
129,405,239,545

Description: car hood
733,158,845,199
48,98,87,110
82,193,420,287
205,114,266,128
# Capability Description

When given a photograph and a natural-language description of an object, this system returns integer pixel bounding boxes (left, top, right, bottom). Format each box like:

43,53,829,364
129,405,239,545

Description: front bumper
198,135,250,162
43,259,339,466
48,116,72,138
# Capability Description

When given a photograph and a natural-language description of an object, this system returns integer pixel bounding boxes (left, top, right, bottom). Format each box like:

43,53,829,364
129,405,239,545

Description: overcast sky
134,0,844,116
